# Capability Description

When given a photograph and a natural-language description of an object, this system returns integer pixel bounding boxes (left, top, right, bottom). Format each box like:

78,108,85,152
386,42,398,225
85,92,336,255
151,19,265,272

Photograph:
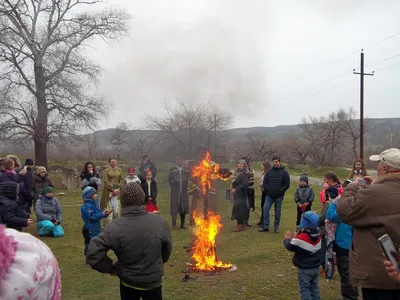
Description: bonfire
187,151,234,272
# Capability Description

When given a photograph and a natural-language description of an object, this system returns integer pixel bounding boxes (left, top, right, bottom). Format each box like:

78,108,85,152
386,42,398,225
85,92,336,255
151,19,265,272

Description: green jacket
86,206,172,289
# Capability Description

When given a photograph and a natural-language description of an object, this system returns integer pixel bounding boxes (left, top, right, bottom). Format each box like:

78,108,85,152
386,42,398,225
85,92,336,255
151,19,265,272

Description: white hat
369,148,400,169
0,226,61,300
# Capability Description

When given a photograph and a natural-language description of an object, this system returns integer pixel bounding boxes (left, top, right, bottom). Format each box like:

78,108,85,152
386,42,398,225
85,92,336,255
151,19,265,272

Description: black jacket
294,185,315,205
139,160,157,179
284,229,323,269
141,179,158,204
86,206,172,289
0,195,29,231
263,166,290,198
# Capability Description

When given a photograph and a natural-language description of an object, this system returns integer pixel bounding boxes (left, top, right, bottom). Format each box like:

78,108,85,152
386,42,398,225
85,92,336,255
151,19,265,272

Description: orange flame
191,211,232,271
189,151,232,271
191,151,229,194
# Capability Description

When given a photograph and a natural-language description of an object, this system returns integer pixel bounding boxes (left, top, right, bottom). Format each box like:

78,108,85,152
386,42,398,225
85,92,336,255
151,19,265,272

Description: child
294,174,315,230
125,167,141,185
326,179,358,300
0,181,33,231
0,225,61,299
284,211,323,300
319,182,329,208
35,186,64,237
347,159,368,180
81,186,111,256
141,170,159,213
323,171,343,195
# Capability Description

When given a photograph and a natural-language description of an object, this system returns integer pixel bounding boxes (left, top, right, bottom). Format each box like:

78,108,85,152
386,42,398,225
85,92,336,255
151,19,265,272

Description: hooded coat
81,198,105,239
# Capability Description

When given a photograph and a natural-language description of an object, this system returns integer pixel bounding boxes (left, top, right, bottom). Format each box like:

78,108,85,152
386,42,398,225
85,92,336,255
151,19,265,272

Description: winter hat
326,186,339,200
0,225,61,299
299,211,319,230
300,174,309,184
24,158,34,165
82,186,97,200
36,166,47,175
127,167,135,173
237,159,247,167
41,186,54,196
0,181,19,200
119,182,145,208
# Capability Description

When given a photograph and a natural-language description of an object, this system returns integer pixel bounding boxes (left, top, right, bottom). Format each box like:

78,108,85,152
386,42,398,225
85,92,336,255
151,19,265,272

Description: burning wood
187,151,235,272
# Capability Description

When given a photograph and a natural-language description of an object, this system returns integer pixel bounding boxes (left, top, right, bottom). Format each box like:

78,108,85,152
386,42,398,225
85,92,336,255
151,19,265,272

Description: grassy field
25,169,345,300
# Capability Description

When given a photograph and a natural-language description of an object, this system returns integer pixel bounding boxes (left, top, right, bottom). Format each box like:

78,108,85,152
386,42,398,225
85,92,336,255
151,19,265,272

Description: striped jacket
283,230,323,269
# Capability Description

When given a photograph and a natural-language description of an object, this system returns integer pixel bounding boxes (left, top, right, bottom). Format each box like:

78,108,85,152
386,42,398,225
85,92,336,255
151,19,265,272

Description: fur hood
372,172,400,185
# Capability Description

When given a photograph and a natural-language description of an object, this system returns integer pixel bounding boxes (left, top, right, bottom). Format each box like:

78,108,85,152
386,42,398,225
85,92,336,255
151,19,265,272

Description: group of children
286,160,367,300
80,165,159,256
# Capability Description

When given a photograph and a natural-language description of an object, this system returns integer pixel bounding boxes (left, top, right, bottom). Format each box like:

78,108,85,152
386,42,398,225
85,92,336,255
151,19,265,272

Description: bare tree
0,0,130,167
246,132,278,160
146,101,232,158
81,133,99,160
129,130,164,159
284,131,310,165
109,122,130,160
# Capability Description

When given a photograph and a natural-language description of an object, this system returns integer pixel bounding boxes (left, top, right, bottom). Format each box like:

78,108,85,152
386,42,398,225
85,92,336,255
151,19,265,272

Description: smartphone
378,234,400,272
358,179,367,186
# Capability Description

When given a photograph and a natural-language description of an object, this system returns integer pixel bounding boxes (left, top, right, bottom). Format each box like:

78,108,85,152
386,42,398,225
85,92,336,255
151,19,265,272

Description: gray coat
35,196,63,223
168,166,190,215
86,206,172,290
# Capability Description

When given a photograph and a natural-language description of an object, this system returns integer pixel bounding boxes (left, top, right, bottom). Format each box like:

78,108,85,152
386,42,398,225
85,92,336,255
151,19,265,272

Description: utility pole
353,49,374,160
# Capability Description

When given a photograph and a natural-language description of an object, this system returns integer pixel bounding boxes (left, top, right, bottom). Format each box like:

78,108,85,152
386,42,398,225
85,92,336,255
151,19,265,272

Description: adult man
139,155,157,180
86,183,172,300
259,156,290,233
18,158,34,214
337,148,400,300
168,157,190,229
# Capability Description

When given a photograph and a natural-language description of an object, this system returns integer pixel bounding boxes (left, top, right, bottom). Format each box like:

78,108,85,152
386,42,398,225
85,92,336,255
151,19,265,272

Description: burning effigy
185,151,236,273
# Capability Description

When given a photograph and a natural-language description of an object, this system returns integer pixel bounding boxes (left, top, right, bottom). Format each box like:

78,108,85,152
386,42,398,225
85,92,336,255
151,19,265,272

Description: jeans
298,267,320,300
262,196,284,230
362,288,400,300
120,282,162,300
334,245,358,300
37,220,64,237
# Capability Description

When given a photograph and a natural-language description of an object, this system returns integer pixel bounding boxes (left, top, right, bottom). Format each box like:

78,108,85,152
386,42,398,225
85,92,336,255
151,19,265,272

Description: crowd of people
1,149,400,300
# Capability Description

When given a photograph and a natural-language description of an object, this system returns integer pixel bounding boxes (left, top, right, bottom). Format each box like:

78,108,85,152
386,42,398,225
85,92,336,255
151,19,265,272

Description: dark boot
180,214,187,229
172,219,177,229
256,217,263,226
233,224,245,232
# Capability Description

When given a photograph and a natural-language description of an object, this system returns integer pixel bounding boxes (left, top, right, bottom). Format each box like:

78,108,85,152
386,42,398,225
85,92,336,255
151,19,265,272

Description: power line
374,62,400,72
366,53,400,67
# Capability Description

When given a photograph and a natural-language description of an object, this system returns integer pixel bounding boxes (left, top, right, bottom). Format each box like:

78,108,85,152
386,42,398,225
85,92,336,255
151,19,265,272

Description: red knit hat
128,167,135,172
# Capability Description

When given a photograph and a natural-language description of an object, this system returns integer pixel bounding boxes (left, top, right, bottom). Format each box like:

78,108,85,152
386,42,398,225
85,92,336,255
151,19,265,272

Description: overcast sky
87,0,400,130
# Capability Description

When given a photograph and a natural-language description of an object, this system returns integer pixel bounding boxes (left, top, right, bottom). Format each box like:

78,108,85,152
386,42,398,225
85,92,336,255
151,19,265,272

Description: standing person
319,183,329,209
326,179,359,300
81,186,111,256
31,166,53,208
35,186,64,237
324,171,343,195
168,157,190,229
231,159,250,232
125,167,141,185
0,225,62,300
18,158,35,214
0,157,26,183
294,174,315,230
257,161,271,226
259,156,290,233
141,170,159,214
86,183,172,300
0,181,33,231
242,156,255,227
80,161,102,192
347,159,368,180
100,157,124,221
337,148,400,299
283,211,323,300
139,155,157,180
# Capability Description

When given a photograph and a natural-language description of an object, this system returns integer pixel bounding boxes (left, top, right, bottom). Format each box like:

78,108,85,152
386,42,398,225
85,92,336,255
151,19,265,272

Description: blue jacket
81,199,105,239
326,201,353,250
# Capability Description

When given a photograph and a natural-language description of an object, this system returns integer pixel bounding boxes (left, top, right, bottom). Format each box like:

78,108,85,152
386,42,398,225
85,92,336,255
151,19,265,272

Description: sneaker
274,229,279,233
258,228,269,232
245,223,252,227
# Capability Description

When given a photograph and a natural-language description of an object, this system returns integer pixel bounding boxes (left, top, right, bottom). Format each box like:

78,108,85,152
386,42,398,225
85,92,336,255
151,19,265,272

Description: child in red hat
125,167,141,185
141,170,159,214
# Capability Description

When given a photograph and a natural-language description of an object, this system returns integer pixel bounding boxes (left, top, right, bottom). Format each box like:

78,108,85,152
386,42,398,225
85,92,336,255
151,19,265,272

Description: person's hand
232,189,236,194
149,197,152,201
103,209,113,217
53,219,59,225
297,203,301,207
27,219,34,227
384,260,400,282
113,189,119,196
284,231,293,239
363,176,374,185
19,168,27,176
89,170,94,175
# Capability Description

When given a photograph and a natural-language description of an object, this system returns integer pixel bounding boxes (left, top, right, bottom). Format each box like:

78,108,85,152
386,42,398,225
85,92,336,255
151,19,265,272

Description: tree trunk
34,63,49,168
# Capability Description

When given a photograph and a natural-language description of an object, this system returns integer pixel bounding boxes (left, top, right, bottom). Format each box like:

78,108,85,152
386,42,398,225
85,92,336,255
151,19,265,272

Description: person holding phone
337,148,400,299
